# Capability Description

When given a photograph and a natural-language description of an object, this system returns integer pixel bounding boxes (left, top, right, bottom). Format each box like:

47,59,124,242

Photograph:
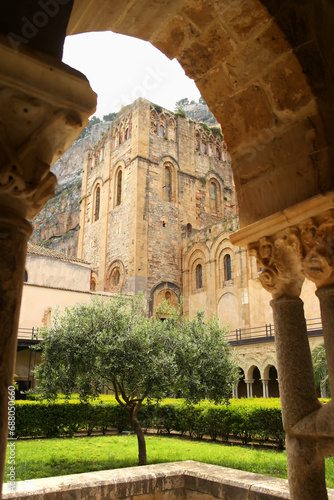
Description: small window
112,269,120,286
196,264,203,289
224,254,232,281
210,181,217,213
187,223,192,234
116,170,122,206
24,270,28,283
164,166,171,202
94,186,100,221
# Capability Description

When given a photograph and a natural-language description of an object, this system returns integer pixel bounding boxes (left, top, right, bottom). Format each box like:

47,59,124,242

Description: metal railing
227,318,323,345
17,318,324,346
17,327,41,341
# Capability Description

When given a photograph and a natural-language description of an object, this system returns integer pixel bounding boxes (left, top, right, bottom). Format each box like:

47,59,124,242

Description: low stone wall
2,461,334,500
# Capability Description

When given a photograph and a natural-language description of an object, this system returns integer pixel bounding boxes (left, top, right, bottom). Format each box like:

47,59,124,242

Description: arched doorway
268,366,279,398
252,366,263,398
237,368,247,398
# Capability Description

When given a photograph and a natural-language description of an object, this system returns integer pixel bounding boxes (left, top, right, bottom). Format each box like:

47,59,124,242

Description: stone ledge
2,461,334,499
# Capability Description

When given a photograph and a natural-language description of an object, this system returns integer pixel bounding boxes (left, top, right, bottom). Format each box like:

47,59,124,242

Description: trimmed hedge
14,398,286,447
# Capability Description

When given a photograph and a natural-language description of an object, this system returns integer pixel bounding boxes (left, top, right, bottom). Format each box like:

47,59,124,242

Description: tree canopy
174,97,189,110
35,295,239,465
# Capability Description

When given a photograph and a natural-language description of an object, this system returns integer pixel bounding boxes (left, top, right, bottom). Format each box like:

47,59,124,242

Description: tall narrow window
116,170,122,206
210,181,217,213
24,270,28,283
224,254,232,281
94,186,100,221
164,165,171,202
196,264,203,289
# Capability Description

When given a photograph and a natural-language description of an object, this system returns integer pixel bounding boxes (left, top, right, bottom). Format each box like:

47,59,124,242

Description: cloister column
231,210,334,500
300,213,334,398
261,379,269,398
0,39,96,492
245,379,254,398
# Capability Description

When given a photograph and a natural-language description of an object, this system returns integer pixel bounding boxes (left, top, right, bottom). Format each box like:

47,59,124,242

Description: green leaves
312,343,330,397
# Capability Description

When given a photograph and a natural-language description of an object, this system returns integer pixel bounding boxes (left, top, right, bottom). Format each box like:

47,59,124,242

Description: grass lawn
4,434,334,488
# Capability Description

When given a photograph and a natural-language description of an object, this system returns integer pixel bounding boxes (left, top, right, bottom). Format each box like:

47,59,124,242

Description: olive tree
35,295,238,465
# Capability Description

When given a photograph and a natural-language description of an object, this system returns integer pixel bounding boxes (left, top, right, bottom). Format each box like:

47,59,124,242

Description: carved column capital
300,211,334,288
0,39,96,220
249,227,305,299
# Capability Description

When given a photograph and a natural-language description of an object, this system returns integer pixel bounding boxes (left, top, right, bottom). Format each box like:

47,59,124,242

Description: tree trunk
129,406,147,465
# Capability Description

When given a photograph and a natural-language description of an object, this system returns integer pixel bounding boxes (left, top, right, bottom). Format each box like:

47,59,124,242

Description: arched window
116,170,122,206
125,127,129,140
159,115,166,137
216,140,221,159
94,186,100,221
195,133,200,151
187,223,192,234
209,137,214,156
164,165,172,202
210,181,218,213
112,269,120,286
150,111,158,134
24,270,28,283
201,136,207,154
196,264,203,289
168,119,176,141
224,254,232,281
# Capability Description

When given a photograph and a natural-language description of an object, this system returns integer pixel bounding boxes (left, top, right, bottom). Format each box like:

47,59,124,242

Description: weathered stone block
262,52,314,113
216,85,276,151
178,24,234,80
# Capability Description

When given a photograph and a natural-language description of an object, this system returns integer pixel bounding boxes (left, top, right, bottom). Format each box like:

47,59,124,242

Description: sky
63,31,201,119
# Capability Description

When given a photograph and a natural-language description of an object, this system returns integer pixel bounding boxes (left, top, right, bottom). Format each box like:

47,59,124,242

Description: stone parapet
5,461,334,500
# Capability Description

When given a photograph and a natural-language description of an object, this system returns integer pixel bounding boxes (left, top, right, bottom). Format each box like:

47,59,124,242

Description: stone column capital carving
0,39,96,220
249,227,305,299
301,211,334,288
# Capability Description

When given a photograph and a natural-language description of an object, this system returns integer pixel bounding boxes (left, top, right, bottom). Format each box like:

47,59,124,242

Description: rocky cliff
30,122,111,257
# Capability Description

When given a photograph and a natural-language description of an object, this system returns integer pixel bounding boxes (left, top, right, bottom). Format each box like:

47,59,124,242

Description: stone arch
68,1,333,231
113,164,124,208
168,118,176,141
237,368,247,399
159,114,166,138
90,271,98,291
91,178,103,223
207,177,222,216
149,281,180,317
158,156,179,203
217,292,238,330
200,133,207,154
184,243,209,294
217,246,235,288
106,260,125,292
263,363,280,398
150,110,158,135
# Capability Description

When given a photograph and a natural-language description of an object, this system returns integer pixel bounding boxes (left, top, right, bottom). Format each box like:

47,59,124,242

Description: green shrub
15,398,285,446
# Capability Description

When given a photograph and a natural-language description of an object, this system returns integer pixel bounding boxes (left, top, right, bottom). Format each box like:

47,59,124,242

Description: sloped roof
27,243,90,265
